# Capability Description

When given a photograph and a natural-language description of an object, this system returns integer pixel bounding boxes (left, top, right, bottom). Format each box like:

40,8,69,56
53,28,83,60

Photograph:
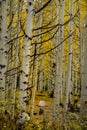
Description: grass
0,91,87,130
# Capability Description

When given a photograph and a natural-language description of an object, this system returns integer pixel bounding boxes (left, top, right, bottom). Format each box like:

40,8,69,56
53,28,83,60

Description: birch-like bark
0,0,2,110
0,0,2,88
38,11,44,92
65,0,74,111
20,0,33,112
47,2,54,92
80,8,87,117
57,0,65,104
74,61,78,101
77,0,82,106
30,13,39,119
53,0,61,122
0,0,8,111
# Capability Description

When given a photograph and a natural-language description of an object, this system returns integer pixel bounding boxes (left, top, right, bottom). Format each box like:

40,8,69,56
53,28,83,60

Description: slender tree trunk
38,11,44,92
0,0,1,46
0,0,8,112
80,7,87,117
0,0,2,111
77,0,82,107
65,0,74,111
57,0,65,104
20,0,34,112
53,0,60,122
53,0,65,123
30,14,38,119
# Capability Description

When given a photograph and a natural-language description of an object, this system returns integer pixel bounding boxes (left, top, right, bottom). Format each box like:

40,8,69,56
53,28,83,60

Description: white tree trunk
38,11,44,92
57,0,65,104
30,13,39,119
0,0,8,111
20,0,33,112
65,0,74,111
80,9,87,117
0,0,2,88
53,0,60,122
53,0,65,122
0,0,2,111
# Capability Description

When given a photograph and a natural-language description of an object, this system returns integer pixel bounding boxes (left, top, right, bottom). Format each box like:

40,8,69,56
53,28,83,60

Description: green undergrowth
0,112,87,130
0,91,87,130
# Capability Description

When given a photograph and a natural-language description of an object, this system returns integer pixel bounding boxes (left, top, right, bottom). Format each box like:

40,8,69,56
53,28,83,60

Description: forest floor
0,91,87,130
33,91,53,123
27,91,82,130
28,91,55,129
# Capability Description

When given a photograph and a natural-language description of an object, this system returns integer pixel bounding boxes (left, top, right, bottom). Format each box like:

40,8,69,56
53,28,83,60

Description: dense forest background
0,0,87,129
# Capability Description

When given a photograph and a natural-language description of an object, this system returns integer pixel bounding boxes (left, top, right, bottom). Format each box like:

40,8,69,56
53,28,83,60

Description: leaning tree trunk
20,0,34,112
0,0,8,112
65,0,74,111
80,7,87,118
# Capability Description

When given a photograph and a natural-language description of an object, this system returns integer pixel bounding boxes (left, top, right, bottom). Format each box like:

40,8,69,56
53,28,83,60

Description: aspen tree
53,0,65,120
53,0,64,122
0,0,2,110
57,0,65,104
30,11,38,119
72,0,79,106
0,0,2,86
50,1,57,94
20,0,34,112
48,1,54,92
0,0,8,111
65,0,74,111
80,5,87,117
38,11,43,92
6,0,18,115
53,0,60,122
75,0,84,108
78,0,82,100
